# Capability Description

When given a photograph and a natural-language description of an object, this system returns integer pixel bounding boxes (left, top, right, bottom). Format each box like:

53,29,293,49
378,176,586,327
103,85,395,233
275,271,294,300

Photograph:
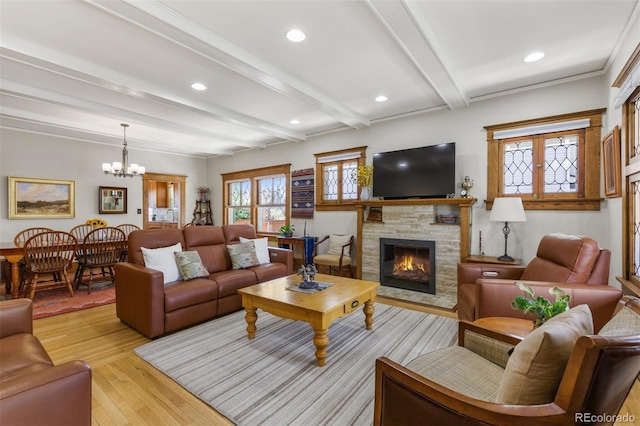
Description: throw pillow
327,235,352,256
227,241,260,269
239,236,271,264
496,304,593,405
141,242,183,284
174,251,210,280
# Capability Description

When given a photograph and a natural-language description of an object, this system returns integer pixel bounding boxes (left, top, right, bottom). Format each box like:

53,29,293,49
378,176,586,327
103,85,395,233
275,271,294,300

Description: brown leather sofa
115,224,293,338
457,232,621,331
0,299,92,425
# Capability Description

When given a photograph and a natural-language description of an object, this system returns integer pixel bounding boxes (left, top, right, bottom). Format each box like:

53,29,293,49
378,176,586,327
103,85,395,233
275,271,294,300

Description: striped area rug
135,304,457,425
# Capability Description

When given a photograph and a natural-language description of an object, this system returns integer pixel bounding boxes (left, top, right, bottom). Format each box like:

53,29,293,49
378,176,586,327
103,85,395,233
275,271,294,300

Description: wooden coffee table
237,273,379,366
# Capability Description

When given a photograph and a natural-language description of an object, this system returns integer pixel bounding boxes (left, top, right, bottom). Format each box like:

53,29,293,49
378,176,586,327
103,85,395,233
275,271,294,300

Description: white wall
0,129,208,242
603,10,640,282
208,76,610,267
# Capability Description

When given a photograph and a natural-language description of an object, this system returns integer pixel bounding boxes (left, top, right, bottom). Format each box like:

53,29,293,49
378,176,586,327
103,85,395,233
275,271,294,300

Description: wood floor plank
30,301,638,425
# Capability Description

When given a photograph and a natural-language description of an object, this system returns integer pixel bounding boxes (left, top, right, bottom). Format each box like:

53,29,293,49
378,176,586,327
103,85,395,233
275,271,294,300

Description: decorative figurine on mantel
460,176,473,198
297,264,318,289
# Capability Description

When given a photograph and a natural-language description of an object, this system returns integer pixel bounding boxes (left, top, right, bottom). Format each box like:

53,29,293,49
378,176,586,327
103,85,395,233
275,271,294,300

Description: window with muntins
485,109,604,210
314,146,367,211
221,164,290,232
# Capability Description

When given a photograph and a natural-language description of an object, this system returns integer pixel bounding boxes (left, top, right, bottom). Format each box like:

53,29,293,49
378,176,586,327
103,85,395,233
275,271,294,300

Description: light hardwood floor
32,299,639,425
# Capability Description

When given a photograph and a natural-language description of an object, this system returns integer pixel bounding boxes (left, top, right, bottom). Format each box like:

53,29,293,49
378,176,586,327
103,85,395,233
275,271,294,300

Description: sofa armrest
0,360,92,425
114,262,167,338
268,247,294,274
475,280,623,333
457,263,526,287
374,357,567,425
0,299,33,338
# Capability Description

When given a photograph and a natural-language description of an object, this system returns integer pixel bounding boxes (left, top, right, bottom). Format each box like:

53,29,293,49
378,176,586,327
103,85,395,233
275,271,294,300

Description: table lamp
489,197,527,262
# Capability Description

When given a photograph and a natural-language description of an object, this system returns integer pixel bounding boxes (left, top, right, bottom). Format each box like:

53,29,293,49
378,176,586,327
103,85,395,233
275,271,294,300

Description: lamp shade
489,197,527,222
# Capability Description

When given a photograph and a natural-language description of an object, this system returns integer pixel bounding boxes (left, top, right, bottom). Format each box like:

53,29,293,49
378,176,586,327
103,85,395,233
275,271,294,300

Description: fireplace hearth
379,238,436,294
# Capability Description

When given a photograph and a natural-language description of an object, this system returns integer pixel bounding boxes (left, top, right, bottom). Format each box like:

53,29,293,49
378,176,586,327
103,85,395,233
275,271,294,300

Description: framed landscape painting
8,176,76,219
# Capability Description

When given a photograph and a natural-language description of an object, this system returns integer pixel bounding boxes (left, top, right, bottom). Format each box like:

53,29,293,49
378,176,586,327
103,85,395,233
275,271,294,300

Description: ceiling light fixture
375,95,388,102
102,123,145,177
524,52,545,62
290,119,300,125
191,82,207,91
286,29,306,42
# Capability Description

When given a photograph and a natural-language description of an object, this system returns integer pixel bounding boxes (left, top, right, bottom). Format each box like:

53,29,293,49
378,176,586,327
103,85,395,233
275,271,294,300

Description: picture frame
602,126,621,198
366,206,383,222
99,186,127,214
8,176,76,219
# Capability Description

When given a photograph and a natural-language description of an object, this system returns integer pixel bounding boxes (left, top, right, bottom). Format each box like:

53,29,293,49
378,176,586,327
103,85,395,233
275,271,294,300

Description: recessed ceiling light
286,29,306,42
524,52,545,63
375,95,388,102
191,82,207,91
290,119,300,125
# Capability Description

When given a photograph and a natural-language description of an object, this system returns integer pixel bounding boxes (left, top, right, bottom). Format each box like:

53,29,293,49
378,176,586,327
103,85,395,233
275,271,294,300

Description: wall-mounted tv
372,142,456,199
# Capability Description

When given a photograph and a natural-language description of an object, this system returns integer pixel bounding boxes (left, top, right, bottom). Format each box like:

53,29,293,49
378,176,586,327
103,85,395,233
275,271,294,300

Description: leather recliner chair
457,232,621,332
0,299,92,425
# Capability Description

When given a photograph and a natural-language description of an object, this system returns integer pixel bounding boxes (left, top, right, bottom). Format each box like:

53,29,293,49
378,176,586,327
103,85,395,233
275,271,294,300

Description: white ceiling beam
91,0,370,130
0,47,301,144
365,0,467,109
0,81,268,152
0,115,236,157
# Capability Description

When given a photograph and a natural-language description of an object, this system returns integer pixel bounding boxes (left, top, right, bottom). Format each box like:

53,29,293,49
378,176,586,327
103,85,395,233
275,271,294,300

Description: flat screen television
372,142,456,199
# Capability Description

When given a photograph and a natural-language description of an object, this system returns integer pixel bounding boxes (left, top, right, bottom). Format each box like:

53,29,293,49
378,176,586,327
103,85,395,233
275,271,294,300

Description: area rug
135,304,458,425
32,281,115,319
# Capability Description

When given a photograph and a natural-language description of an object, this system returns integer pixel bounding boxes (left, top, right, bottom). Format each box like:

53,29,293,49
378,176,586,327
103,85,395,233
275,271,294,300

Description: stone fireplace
380,238,436,294
356,198,475,303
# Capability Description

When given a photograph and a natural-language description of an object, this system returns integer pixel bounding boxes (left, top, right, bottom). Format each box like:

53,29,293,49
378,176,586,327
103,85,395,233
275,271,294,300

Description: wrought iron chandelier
102,123,145,177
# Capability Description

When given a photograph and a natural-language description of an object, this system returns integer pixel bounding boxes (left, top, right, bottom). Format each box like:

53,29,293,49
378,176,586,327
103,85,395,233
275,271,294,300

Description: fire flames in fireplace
379,238,436,294
392,254,429,282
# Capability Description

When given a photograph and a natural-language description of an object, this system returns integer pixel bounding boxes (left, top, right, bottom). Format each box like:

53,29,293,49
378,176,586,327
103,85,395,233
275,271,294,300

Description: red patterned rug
32,281,115,319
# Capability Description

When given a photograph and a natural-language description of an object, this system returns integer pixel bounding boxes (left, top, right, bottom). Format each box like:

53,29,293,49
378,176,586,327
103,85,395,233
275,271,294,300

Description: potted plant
511,281,570,327
279,225,294,237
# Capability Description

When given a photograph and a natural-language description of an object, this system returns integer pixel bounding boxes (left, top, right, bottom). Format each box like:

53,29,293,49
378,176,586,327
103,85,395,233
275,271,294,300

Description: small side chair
312,235,354,277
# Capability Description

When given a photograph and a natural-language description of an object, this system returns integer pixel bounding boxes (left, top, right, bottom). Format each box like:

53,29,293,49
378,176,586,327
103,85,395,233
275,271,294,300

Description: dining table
0,241,24,299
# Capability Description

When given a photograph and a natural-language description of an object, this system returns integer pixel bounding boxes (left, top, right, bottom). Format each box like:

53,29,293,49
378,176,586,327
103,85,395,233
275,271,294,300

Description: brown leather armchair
374,296,640,426
458,233,617,329
0,299,92,425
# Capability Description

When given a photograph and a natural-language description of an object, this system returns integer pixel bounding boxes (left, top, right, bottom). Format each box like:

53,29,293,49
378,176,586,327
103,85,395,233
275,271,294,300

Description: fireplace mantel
355,198,476,280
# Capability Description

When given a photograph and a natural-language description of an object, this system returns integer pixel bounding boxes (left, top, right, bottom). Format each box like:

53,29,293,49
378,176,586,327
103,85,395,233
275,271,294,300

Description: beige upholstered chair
374,297,640,425
312,235,354,277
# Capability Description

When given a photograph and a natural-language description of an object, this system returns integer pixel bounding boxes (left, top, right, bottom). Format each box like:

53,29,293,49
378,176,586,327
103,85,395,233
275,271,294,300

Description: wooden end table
238,273,379,366
473,317,535,340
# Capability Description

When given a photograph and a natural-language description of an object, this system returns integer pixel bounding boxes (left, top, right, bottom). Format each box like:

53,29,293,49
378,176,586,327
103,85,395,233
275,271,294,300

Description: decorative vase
361,186,372,201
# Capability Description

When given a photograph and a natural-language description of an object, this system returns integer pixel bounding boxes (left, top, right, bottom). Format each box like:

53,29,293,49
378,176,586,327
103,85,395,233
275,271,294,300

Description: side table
473,317,534,340
462,255,521,266
277,236,317,269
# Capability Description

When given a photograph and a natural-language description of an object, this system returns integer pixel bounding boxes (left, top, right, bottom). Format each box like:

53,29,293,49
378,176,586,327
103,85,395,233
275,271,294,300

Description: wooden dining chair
6,227,53,293
22,231,77,300
115,224,141,261
75,227,126,294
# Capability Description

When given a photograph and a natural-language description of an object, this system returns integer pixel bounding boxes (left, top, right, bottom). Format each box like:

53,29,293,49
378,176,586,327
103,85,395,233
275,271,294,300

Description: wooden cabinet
192,201,213,225
148,181,169,208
